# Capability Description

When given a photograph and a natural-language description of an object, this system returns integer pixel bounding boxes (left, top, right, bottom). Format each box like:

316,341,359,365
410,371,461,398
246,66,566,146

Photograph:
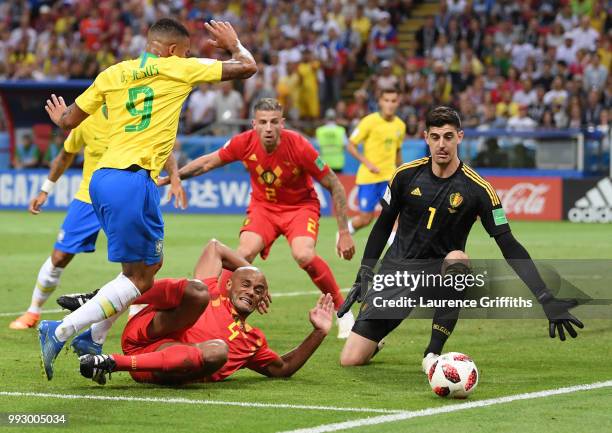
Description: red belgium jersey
177,278,279,382
218,129,330,209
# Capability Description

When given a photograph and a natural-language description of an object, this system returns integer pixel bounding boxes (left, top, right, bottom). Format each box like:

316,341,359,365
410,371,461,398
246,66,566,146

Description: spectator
556,35,577,65
568,15,599,52
475,138,508,168
513,78,538,106
416,16,438,56
431,33,454,68
583,90,604,126
369,11,397,62
42,134,62,168
584,54,608,91
508,105,538,131
315,108,347,173
79,7,106,51
13,134,39,169
297,49,321,120
213,82,244,137
185,83,216,133
555,4,578,32
544,77,569,107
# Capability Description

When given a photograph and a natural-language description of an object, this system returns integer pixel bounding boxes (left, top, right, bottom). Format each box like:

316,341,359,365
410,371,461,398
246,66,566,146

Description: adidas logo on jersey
568,177,612,223
411,187,422,196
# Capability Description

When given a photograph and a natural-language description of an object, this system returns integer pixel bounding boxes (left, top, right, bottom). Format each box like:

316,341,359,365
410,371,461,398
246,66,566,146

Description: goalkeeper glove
337,265,374,318
538,292,584,341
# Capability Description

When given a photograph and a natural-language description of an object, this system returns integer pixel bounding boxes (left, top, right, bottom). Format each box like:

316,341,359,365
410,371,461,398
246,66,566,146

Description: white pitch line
0,308,64,317
278,380,612,433
0,289,351,317
0,391,402,414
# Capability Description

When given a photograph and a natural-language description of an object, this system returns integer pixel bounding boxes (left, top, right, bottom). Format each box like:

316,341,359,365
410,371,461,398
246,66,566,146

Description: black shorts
351,259,467,343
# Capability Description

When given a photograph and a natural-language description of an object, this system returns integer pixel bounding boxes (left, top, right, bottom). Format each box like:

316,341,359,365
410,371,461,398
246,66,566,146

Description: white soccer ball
427,352,479,398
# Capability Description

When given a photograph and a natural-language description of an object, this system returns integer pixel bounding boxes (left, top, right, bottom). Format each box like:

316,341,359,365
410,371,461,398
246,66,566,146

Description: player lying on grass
159,98,356,338
9,105,185,330
337,106,583,372
78,239,334,385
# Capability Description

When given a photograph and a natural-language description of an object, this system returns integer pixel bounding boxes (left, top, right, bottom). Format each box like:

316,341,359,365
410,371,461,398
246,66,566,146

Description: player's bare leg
348,211,375,233
290,236,354,338
10,249,74,330
422,250,471,373
339,332,380,366
236,231,266,263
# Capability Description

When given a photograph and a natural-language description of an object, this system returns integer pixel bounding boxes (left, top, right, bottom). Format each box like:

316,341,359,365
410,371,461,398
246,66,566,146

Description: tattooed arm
319,171,355,260
45,95,90,130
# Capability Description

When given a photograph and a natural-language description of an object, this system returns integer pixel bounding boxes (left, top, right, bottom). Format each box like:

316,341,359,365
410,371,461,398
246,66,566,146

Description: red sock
218,269,233,297
112,345,203,373
301,256,344,309
133,278,187,309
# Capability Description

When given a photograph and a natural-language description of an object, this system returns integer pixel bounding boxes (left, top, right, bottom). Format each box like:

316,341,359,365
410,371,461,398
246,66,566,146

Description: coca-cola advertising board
336,174,563,220
478,177,562,220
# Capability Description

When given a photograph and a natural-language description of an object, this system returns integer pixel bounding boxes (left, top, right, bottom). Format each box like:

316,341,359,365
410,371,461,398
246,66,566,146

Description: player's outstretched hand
29,191,48,215
257,292,272,315
337,265,373,318
336,231,355,261
167,180,188,209
45,94,67,127
541,296,584,341
365,160,380,174
204,20,239,53
309,293,334,335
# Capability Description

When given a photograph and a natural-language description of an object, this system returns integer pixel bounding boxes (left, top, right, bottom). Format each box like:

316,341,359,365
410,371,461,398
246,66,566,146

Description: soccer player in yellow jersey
346,88,405,240
39,18,257,380
9,107,184,333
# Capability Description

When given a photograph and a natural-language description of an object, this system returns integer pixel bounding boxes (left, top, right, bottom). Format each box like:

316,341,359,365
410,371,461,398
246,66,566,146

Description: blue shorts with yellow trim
90,168,164,265
357,181,388,212
54,199,101,254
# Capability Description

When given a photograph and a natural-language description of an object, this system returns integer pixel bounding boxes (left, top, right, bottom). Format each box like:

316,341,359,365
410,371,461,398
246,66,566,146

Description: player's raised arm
29,148,77,214
204,20,257,81
250,293,333,378
163,150,226,184
193,239,251,281
45,95,90,130
318,171,355,260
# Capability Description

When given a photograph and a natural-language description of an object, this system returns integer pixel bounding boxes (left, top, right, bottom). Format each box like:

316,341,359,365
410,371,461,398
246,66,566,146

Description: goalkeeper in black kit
337,106,583,372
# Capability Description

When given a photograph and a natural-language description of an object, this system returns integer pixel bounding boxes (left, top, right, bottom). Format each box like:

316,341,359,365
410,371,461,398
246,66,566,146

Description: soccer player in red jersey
78,239,334,385
165,98,356,338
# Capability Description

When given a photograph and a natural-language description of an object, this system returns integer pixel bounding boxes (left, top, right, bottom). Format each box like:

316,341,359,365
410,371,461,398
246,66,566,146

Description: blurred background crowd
0,0,610,168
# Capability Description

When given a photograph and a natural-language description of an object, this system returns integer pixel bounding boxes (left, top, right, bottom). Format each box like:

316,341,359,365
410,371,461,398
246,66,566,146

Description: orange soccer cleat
9,312,41,330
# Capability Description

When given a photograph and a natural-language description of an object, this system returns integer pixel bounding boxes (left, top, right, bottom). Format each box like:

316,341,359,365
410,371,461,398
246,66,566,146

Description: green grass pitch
0,211,611,433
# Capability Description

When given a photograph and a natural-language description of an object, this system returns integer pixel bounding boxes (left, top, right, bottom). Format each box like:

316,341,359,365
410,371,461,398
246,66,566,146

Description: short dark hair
425,106,462,130
253,98,283,112
149,18,190,39
379,87,399,97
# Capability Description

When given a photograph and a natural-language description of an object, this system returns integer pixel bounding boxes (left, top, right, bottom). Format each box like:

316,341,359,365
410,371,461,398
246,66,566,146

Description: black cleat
56,290,98,312
79,354,116,385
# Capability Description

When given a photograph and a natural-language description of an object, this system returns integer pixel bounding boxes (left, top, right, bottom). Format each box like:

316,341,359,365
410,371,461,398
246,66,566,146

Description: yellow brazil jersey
75,53,223,181
350,112,406,185
63,106,109,203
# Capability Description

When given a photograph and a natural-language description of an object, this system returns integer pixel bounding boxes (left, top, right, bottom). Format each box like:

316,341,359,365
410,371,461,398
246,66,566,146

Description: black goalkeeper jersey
381,157,511,261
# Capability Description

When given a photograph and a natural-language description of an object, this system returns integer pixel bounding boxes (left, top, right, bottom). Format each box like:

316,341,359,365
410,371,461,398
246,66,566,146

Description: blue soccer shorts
54,199,101,254
89,167,164,265
357,181,389,213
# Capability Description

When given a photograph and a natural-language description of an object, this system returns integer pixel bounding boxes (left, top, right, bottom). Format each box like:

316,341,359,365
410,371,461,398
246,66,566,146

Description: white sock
387,230,396,246
55,273,140,342
90,313,121,345
28,257,64,314
347,220,355,235
128,304,147,317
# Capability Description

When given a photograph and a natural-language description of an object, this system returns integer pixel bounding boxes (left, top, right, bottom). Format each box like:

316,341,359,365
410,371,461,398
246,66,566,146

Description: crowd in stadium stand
0,0,610,150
